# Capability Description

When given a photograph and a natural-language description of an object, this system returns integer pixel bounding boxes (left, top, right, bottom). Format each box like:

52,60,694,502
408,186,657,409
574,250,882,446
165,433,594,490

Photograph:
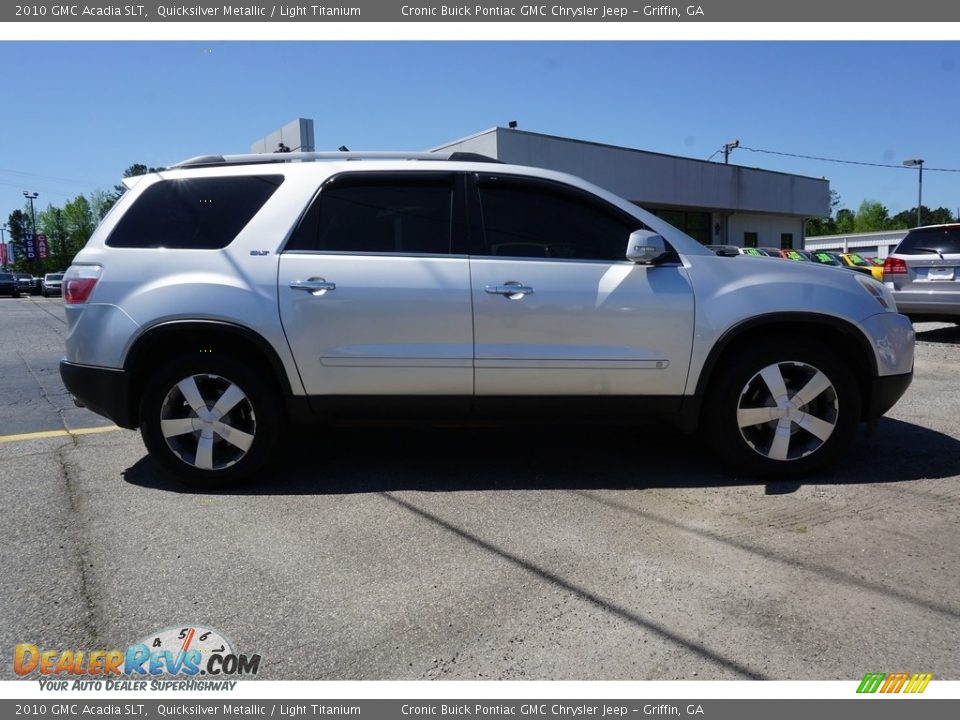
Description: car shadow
914,322,960,345
122,416,960,496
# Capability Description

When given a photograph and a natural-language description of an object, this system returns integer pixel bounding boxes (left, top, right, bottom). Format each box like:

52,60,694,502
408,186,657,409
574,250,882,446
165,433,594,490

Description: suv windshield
896,226,960,255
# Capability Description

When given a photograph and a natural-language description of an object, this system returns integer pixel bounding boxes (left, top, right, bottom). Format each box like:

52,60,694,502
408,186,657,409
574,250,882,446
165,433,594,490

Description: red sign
36,234,48,260
0,242,7,266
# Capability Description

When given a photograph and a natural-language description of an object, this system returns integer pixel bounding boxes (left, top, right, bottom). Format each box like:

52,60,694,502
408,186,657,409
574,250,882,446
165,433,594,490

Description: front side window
107,175,283,249
476,178,641,262
288,174,453,255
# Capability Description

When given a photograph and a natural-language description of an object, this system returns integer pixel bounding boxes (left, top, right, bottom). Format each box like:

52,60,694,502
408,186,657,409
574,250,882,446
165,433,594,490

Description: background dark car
0,272,21,297
704,244,741,257
15,273,37,295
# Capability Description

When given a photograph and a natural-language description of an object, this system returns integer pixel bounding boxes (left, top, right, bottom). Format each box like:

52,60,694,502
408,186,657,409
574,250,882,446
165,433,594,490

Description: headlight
855,274,897,312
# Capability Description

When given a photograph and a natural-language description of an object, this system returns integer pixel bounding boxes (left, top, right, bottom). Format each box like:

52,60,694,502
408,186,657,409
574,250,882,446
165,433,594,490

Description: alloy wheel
735,360,839,462
159,373,257,471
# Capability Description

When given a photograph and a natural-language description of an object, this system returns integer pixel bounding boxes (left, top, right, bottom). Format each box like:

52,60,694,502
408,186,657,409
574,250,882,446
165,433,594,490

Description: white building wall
728,213,805,249
804,230,907,258
250,118,315,154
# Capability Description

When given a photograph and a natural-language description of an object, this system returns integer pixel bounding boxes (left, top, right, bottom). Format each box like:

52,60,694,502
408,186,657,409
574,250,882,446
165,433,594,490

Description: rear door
278,171,474,399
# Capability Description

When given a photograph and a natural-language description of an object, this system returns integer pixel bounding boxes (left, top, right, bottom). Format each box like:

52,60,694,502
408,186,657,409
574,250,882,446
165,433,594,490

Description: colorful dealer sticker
857,672,932,694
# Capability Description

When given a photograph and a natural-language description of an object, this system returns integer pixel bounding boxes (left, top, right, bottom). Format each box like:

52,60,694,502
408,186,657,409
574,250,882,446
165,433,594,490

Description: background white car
42,272,64,297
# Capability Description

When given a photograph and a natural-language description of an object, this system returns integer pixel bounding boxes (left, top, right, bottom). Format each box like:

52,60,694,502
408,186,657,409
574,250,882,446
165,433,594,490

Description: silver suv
883,223,960,323
60,151,914,487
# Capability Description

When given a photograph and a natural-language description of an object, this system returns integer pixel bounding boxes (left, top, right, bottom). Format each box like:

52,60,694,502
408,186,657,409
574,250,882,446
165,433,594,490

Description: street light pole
23,191,38,272
902,159,924,227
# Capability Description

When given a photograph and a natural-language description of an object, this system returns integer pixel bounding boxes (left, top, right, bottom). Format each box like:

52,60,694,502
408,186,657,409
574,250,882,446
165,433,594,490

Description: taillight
883,257,907,277
63,265,102,305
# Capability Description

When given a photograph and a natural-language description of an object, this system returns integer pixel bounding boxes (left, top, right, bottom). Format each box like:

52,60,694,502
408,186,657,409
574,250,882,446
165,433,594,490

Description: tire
139,354,284,489
704,338,861,478
42,291,48,298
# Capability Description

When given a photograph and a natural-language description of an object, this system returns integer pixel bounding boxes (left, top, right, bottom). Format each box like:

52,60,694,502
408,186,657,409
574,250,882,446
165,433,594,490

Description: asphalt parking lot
1,296,959,681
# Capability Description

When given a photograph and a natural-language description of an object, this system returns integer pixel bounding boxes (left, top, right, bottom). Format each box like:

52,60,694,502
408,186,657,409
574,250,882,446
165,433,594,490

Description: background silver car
884,224,960,323
42,272,64,297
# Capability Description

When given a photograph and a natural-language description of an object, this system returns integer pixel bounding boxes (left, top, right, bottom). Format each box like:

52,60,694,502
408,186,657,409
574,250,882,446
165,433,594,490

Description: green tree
835,208,855,234
853,200,891,233
890,205,955,229
62,195,96,259
112,163,164,201
805,190,842,237
6,210,29,271
89,189,116,221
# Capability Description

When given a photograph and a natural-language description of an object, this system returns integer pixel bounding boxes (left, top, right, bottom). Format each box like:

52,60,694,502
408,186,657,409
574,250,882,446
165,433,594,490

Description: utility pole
723,140,740,164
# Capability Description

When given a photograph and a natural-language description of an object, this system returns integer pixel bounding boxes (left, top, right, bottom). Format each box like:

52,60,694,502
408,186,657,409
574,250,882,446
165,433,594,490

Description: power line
0,180,71,197
0,168,93,185
737,145,960,173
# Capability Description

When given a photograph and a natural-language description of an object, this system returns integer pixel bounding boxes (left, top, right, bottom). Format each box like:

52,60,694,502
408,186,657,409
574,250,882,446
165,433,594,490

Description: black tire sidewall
706,339,861,478
139,354,283,489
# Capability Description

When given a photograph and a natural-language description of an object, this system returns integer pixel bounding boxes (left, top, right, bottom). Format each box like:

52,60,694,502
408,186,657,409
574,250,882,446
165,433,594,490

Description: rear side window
106,175,283,249
287,173,453,255
896,227,960,255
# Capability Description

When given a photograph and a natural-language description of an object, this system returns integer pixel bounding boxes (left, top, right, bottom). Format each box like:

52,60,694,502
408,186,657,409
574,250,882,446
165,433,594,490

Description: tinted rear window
0,273,14,281
896,227,960,255
107,175,283,249
287,174,453,255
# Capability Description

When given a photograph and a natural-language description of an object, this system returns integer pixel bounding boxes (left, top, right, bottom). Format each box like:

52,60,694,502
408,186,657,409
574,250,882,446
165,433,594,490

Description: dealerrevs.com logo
14,626,261,690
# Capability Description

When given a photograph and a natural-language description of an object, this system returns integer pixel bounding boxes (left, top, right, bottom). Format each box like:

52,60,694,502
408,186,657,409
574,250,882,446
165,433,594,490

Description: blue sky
2,41,959,225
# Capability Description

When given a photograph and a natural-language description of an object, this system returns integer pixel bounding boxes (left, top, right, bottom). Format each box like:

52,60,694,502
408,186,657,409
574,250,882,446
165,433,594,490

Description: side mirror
626,230,670,265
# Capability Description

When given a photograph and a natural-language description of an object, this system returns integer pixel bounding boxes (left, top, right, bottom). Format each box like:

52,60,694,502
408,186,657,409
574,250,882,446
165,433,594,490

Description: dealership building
433,127,830,248
253,120,831,249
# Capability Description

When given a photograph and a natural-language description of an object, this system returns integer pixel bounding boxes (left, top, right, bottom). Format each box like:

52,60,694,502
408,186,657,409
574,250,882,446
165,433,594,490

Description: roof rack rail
171,150,502,169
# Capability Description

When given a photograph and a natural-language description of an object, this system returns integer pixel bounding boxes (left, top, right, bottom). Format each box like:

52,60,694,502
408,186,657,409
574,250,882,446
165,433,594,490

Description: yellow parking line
0,425,123,444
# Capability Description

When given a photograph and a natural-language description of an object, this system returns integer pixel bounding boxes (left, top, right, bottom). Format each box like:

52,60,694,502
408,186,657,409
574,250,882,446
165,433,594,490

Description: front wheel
139,354,283,489
704,339,861,478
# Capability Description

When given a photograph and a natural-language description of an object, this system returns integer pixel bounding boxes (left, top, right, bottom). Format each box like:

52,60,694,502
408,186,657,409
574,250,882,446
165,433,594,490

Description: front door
469,174,695,397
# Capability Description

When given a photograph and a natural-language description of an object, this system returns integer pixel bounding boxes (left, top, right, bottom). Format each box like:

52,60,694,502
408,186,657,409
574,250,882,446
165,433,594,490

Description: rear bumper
891,290,960,319
866,371,913,420
59,360,136,429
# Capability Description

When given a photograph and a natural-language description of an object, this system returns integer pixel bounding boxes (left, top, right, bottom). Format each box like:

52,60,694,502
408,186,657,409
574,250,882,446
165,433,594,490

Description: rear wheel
705,339,861,477
139,354,283,489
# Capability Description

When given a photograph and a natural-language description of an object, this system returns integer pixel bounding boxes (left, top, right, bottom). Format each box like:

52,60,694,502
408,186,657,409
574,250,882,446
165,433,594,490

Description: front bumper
59,360,136,429
866,370,913,420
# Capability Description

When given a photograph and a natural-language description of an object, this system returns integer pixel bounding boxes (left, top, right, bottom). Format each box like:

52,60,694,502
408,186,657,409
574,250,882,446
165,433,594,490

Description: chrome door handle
484,282,534,299
289,278,336,295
